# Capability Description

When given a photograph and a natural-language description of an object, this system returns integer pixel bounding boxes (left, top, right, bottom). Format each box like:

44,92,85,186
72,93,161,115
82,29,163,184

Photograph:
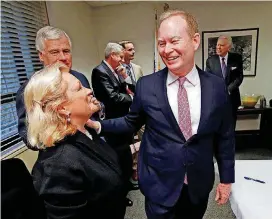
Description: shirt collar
122,63,132,68
103,60,115,73
220,52,228,61
167,65,199,87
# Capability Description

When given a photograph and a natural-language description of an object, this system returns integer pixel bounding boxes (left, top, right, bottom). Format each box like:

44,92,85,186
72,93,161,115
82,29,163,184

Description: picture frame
202,28,259,77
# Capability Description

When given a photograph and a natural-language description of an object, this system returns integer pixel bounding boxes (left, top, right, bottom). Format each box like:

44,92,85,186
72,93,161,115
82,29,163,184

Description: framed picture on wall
202,28,259,77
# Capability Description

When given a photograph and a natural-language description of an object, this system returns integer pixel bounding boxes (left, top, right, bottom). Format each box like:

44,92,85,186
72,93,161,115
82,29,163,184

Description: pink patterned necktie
178,77,192,184
178,77,192,140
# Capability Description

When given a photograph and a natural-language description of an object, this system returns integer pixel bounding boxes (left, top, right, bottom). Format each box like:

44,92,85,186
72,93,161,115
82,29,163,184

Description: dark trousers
145,185,209,219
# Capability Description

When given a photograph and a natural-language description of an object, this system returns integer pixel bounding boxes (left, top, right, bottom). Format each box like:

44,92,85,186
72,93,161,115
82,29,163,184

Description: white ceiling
85,1,131,8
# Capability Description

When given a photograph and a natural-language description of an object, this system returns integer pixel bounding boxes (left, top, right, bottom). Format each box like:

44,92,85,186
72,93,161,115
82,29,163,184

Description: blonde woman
24,63,127,219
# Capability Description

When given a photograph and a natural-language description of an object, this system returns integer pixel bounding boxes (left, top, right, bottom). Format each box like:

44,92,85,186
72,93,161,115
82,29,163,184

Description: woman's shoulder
38,133,86,163
35,131,120,174
36,131,105,167
36,135,86,167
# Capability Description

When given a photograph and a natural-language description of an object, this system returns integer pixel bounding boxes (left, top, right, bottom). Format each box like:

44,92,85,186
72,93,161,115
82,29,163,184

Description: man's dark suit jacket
206,52,244,109
32,130,126,219
92,61,136,183
100,67,235,207
16,70,90,147
92,61,134,120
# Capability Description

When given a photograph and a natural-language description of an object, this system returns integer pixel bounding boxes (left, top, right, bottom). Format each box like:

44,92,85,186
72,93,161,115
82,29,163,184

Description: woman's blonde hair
24,62,77,149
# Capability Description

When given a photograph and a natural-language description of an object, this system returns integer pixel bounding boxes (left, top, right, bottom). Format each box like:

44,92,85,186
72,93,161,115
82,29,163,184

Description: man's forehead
125,43,134,49
159,16,187,31
158,25,188,40
44,37,71,49
217,38,228,44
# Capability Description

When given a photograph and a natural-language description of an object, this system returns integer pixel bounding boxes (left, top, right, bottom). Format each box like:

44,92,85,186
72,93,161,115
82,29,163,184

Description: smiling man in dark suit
206,35,244,126
88,10,235,219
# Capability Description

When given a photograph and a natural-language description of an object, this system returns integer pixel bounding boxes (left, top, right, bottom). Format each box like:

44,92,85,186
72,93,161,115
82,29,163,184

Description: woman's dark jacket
32,130,126,219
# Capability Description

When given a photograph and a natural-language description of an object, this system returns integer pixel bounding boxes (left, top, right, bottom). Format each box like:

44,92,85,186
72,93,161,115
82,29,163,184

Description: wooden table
237,105,272,116
236,105,272,148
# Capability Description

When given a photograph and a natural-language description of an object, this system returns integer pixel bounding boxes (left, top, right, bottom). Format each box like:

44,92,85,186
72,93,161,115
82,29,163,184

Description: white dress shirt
84,130,93,140
166,65,201,135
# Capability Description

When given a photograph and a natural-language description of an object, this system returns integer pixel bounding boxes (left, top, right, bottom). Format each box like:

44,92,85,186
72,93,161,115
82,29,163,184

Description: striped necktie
221,57,227,78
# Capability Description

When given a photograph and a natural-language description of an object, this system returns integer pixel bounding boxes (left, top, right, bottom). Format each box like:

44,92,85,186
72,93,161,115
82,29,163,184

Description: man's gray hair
104,42,124,59
36,26,72,52
218,35,233,48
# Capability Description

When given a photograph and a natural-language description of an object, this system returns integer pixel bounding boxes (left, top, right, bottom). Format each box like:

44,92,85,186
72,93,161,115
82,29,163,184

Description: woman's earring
67,113,71,123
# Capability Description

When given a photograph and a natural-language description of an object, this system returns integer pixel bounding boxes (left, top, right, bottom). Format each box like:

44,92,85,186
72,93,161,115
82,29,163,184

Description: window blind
1,1,48,154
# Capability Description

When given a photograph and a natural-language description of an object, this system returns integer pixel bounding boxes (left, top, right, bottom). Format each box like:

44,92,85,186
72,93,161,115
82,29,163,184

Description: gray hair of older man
35,26,72,52
104,43,124,59
218,35,233,48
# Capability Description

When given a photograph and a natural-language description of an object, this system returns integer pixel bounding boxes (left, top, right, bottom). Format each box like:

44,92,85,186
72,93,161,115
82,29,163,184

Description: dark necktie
221,57,227,78
126,65,136,85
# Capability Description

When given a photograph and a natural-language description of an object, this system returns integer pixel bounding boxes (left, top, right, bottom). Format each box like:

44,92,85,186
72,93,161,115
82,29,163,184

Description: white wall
46,1,99,83
92,1,272,100
92,2,156,75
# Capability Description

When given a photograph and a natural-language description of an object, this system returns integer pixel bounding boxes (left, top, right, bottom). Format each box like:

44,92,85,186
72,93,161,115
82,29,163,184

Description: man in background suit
92,42,134,122
119,40,144,183
88,10,235,219
91,42,137,205
16,26,99,147
119,40,143,83
206,35,244,126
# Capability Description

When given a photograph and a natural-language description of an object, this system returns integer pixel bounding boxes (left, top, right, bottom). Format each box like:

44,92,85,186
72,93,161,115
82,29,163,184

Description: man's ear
110,52,116,59
38,51,44,63
193,33,201,51
228,45,232,52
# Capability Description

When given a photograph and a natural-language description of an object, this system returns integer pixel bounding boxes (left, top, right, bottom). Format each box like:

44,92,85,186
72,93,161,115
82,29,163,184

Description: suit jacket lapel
131,64,137,80
131,63,140,82
101,61,120,85
154,68,185,141
197,68,214,134
225,53,233,83
215,56,223,77
73,131,122,176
